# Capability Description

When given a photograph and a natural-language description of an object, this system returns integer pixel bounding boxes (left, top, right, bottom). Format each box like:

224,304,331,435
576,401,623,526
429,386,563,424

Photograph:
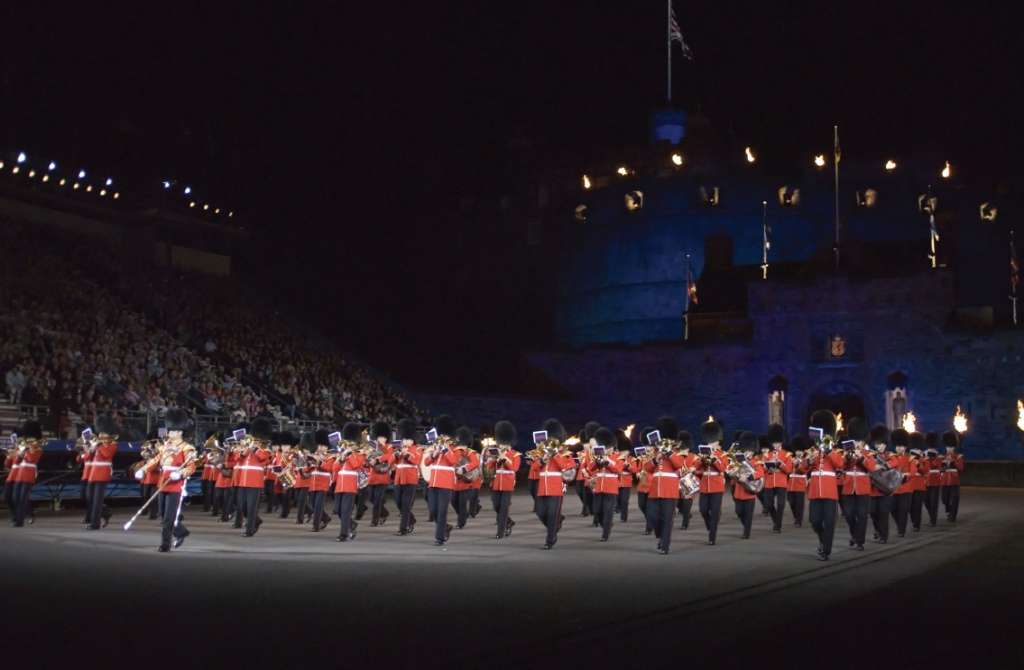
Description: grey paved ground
2,488,1021,669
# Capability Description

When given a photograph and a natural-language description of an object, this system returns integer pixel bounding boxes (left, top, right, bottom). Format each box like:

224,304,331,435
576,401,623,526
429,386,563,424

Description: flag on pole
686,263,699,306
1011,233,1020,293
669,2,694,61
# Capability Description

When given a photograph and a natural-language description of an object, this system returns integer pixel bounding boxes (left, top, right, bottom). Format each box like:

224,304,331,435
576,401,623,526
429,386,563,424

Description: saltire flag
670,2,694,61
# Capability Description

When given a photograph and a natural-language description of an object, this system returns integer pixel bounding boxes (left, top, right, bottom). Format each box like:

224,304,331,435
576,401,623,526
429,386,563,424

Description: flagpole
683,252,691,341
833,124,840,271
1011,230,1019,326
667,0,672,103
761,200,769,280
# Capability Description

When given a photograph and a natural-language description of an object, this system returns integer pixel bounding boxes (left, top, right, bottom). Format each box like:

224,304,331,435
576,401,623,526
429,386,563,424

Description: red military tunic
452,448,481,492
393,445,423,486
911,456,927,492
762,450,793,489
696,452,729,494
925,455,944,488
588,454,624,495
787,458,808,493
536,453,575,497
78,451,93,483
236,447,270,488
645,452,686,499
636,459,652,494
13,447,42,484
87,441,119,483
841,453,877,496
265,451,280,486
156,448,192,494
309,456,335,492
331,453,367,494
528,459,541,482
425,448,462,490
940,454,965,486
732,460,765,500
807,450,846,500
618,457,636,489
215,452,237,489
367,443,395,486
869,453,898,496
488,449,521,492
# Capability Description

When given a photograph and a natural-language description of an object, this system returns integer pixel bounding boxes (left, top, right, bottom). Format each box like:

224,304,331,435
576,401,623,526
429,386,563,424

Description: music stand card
425,428,438,444
532,430,548,445
233,428,247,442
646,430,661,446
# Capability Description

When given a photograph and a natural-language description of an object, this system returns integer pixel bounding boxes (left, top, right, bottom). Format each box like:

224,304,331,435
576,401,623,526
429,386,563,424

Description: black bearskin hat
495,420,517,446
847,417,868,442
398,418,418,442
96,414,119,436
583,421,601,441
766,423,785,445
942,431,959,449
270,431,282,445
315,429,330,447
281,431,298,446
790,434,809,453
869,424,890,446
809,410,837,439
594,427,617,449
656,416,680,441
165,408,192,433
20,420,42,440
251,417,274,442
542,418,567,442
909,432,926,452
435,415,457,437
455,426,474,447
614,429,631,451
372,421,391,441
739,431,758,452
891,428,910,448
639,426,657,446
925,432,940,450
701,420,723,444
758,434,770,451
678,430,694,450
298,432,316,452
341,422,362,443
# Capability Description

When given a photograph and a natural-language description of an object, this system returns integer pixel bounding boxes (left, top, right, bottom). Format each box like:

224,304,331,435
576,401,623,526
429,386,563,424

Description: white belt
541,472,563,477
19,463,37,469
431,466,455,472
789,475,806,479
653,472,679,478
929,470,941,473
163,466,180,472
844,471,867,476
944,469,958,473
811,471,836,477
496,469,516,475
598,473,620,478
237,465,265,472
395,464,418,469
311,472,331,478
91,461,112,467
337,470,359,477
702,472,722,477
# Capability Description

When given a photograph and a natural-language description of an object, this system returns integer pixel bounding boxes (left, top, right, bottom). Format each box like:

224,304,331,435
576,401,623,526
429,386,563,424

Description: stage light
73,182,80,190
78,169,86,179
189,201,196,208
884,159,897,171
745,147,756,163
582,174,591,190
184,186,192,195
0,161,4,170
203,203,209,211
162,180,171,189
48,161,56,171
214,208,220,214
99,189,107,196
42,174,49,183
17,152,26,164
113,192,120,199
671,152,684,167
28,169,36,178
941,161,951,179
616,166,630,176
105,178,113,186
814,154,826,168
86,184,93,192
59,178,66,186
228,211,234,217
12,166,19,174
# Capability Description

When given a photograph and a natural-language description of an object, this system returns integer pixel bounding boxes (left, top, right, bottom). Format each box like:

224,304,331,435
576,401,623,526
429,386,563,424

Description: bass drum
419,460,432,484
680,472,701,499
357,469,369,490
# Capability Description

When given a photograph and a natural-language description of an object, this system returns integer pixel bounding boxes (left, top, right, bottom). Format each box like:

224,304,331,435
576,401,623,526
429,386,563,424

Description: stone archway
806,380,867,429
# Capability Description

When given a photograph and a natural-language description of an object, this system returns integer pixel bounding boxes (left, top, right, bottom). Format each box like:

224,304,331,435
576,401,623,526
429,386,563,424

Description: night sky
3,2,1021,388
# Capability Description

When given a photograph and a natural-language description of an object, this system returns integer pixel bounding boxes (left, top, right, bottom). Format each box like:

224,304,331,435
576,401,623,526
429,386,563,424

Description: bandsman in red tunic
907,433,929,533
533,418,575,550
10,421,43,527
331,423,366,541
485,420,521,539
588,427,624,542
366,422,394,527
696,420,730,546
451,426,481,529
867,425,896,543
393,418,422,536
787,436,810,527
807,410,847,561
839,418,877,550
424,415,462,545
307,430,335,532
234,417,272,537
731,432,765,539
940,431,964,521
923,432,945,527
200,430,219,514
137,409,197,552
761,424,793,533
84,414,119,530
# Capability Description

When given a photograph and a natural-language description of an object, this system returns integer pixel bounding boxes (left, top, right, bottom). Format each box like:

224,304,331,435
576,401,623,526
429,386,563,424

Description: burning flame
884,159,897,171
835,412,844,434
582,174,591,190
623,424,635,440
953,406,968,434
814,154,826,167
902,411,917,434
563,436,581,447
707,414,715,422
616,166,629,176
941,161,951,179
1017,400,1024,432
671,152,684,167
744,147,756,163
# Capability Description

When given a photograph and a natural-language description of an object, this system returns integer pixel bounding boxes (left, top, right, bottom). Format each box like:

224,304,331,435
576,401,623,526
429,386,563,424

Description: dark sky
3,1,1022,386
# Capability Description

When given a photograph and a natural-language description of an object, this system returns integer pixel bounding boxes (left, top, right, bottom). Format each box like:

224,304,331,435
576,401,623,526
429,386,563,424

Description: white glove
134,469,145,481
169,471,182,481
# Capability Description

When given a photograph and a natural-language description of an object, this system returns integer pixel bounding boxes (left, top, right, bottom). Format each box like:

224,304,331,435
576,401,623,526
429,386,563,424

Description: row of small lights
582,150,953,190
161,179,233,218
4,152,119,198
5,151,234,218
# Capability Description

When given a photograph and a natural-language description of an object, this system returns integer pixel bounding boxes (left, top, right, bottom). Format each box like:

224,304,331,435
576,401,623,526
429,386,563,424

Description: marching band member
84,415,119,530
786,436,809,527
676,431,698,530
527,449,541,512
393,418,422,536
486,420,521,539
292,433,315,524
332,423,365,541
235,418,273,537
3,443,17,515
839,418,876,551
696,420,729,546
264,436,281,514
923,432,944,527
424,425,461,546
148,409,196,552
908,433,928,532
807,410,845,561
889,429,914,537
615,430,635,523
308,431,334,532
76,431,94,524
634,426,656,535
589,427,624,541
452,426,480,530
940,431,964,522
366,422,394,526
10,421,43,527
644,429,686,554
533,418,574,550
228,427,246,527
868,425,895,543
731,432,765,539
469,437,484,518
575,421,600,516
200,431,219,514
274,434,296,518
761,424,792,533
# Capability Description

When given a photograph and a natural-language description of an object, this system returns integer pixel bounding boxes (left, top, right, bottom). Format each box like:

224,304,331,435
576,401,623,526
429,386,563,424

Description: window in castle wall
699,186,720,207
885,388,908,430
777,186,800,207
856,188,878,208
768,390,785,426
